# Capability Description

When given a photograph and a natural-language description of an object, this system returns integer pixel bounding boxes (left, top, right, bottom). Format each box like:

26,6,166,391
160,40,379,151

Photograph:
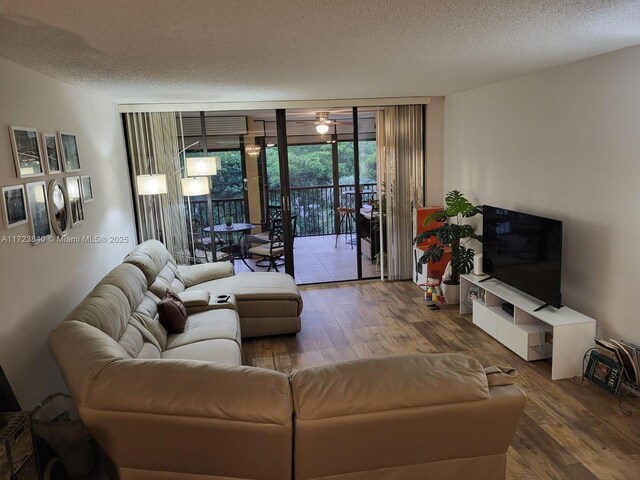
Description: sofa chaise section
123,240,303,338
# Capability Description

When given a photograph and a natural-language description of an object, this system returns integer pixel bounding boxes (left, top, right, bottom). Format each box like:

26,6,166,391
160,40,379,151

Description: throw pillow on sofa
158,289,188,333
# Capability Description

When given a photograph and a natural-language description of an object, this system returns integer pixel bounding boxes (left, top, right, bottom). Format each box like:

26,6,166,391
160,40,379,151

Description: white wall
444,45,640,344
425,97,444,206
0,58,137,408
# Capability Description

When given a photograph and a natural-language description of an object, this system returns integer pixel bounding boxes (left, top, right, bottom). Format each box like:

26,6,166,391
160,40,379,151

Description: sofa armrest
177,289,210,307
81,359,293,479
178,262,234,288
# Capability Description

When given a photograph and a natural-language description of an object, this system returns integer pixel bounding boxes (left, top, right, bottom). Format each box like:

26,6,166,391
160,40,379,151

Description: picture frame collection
2,126,94,244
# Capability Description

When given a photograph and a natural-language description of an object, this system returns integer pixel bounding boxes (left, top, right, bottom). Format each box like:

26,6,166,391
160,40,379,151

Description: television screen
483,205,563,308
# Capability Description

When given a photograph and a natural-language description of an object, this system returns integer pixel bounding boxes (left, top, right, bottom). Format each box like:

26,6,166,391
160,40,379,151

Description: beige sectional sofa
49,240,526,480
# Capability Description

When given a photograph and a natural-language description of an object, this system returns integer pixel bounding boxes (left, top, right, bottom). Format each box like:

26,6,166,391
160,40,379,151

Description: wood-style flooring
242,280,640,480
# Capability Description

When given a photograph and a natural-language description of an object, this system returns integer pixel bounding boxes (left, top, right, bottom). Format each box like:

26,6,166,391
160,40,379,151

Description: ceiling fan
315,112,332,134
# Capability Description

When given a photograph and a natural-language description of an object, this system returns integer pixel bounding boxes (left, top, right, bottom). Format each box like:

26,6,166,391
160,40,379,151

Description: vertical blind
125,112,190,263
377,105,424,280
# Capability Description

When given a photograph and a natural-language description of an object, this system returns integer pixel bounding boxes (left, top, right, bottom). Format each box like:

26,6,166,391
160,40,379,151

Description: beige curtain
376,105,425,280
125,112,190,263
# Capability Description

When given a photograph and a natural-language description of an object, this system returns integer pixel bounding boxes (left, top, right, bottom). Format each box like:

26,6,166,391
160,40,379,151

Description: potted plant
415,190,482,305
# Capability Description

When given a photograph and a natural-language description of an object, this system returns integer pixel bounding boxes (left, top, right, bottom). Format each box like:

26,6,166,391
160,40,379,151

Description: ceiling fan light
316,123,330,134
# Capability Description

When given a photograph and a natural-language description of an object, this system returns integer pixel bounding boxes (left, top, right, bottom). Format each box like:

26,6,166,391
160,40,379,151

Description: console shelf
460,274,596,380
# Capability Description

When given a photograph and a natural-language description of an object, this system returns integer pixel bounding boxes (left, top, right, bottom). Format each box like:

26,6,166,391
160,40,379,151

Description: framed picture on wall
25,181,52,244
48,179,70,237
58,131,81,172
65,176,84,227
41,132,62,174
80,175,94,203
1,185,28,229
9,126,45,178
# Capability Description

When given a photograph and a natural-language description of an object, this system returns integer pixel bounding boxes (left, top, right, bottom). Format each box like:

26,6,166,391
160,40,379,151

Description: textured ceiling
0,0,639,104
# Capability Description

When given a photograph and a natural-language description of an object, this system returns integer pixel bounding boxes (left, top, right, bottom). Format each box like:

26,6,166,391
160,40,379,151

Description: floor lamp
135,146,220,263
185,156,219,261
181,177,210,263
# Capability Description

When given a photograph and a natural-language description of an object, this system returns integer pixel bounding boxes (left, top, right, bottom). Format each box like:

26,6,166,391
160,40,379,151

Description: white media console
460,274,596,380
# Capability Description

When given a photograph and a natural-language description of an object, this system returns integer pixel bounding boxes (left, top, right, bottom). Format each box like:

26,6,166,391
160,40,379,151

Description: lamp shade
181,177,209,197
186,156,218,176
136,174,167,195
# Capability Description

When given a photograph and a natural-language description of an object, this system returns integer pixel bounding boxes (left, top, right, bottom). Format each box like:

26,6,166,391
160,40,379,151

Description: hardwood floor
242,280,640,480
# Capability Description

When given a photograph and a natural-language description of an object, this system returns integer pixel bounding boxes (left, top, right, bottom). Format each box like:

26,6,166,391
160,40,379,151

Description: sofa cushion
166,309,241,350
149,262,185,298
97,263,148,311
69,283,133,340
162,338,242,365
158,291,188,333
124,239,185,292
132,292,168,350
290,353,490,420
178,262,234,288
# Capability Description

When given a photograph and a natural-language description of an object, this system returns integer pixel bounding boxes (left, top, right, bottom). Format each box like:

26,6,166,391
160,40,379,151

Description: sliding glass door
171,107,381,282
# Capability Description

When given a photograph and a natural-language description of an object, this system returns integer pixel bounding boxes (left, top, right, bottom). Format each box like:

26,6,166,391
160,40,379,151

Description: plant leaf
422,210,448,227
418,244,444,264
458,224,476,239
415,229,439,244
452,246,475,274
445,190,474,217
436,224,456,245
464,205,483,218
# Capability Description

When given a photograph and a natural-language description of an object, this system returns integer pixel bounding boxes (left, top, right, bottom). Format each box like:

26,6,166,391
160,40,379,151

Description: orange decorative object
415,206,451,277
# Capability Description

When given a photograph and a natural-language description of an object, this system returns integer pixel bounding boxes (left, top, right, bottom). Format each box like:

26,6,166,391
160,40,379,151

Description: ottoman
185,272,303,338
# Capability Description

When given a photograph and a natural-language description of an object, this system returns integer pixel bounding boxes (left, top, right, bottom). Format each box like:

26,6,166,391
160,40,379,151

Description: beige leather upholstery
188,272,303,337
80,361,293,480
49,240,305,479
162,339,242,364
291,354,526,480
49,240,524,480
178,262,235,288
165,309,241,349
177,289,211,307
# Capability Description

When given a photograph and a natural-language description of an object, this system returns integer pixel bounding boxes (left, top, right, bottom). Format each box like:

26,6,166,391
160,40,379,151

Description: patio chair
191,218,227,263
247,205,282,266
248,215,297,272
247,205,282,244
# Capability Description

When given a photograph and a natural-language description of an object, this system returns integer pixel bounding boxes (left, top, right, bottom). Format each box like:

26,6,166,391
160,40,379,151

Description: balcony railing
186,183,376,237
187,198,246,234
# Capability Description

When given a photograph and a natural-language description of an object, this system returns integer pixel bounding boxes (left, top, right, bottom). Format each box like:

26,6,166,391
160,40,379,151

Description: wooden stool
335,207,355,249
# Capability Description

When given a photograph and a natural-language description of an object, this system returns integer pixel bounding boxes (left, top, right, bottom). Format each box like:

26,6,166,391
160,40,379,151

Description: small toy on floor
420,269,446,310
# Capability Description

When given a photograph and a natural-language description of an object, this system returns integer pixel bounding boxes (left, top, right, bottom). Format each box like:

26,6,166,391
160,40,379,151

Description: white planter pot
442,282,460,305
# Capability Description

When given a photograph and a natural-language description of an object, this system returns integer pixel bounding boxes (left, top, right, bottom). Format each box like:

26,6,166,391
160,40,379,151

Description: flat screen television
482,205,563,309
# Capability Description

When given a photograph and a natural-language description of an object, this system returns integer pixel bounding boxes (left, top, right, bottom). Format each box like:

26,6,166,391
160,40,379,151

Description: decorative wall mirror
47,179,69,236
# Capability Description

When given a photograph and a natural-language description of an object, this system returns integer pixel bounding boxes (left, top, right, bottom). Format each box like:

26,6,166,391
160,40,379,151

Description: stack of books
585,337,640,395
